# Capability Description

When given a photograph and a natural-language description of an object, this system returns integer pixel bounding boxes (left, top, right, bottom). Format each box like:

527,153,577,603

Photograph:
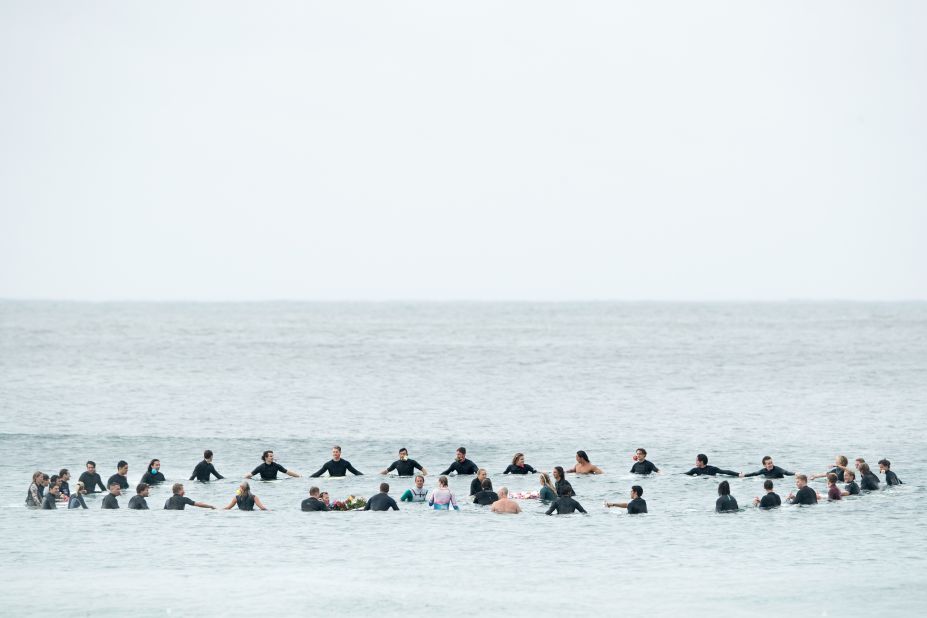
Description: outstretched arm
222,497,237,510
286,470,301,478
254,496,268,511
605,501,628,508
209,464,224,480
346,462,363,476
195,501,216,509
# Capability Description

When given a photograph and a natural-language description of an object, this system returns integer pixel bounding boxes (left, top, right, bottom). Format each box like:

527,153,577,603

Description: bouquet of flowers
509,491,539,500
330,495,367,511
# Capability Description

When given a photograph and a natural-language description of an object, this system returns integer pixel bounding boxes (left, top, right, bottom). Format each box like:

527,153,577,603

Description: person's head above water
379,482,389,493
108,480,121,495
795,474,808,488
844,469,856,481
498,487,509,498
859,462,871,475
148,459,160,473
512,453,525,466
309,486,320,497
136,483,149,497
477,468,487,481
576,451,590,464
86,461,96,473
878,459,891,471
718,481,731,496
553,466,565,481
239,481,251,497
696,454,708,467
455,447,467,462
117,460,128,474
636,448,648,461
172,483,185,496
438,475,449,488
764,480,774,492
398,448,409,460
761,456,775,470
631,485,643,499
854,458,865,469
557,481,574,497
331,446,342,461
75,481,86,495
262,451,274,464
414,475,425,489
31,471,43,484
59,468,70,481
826,473,838,485
836,455,848,467
204,450,213,461
481,478,493,491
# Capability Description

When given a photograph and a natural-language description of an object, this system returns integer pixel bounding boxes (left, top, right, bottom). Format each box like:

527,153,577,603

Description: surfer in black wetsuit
140,459,167,485
740,456,794,479
471,478,499,505
684,454,739,477
223,481,268,511
878,459,902,486
503,453,537,475
41,483,60,509
440,447,479,476
715,480,739,513
858,462,880,491
753,480,782,508
380,448,427,477
311,446,363,477
246,451,300,480
841,470,860,496
546,485,587,515
101,481,122,509
107,461,130,490
606,485,648,514
190,450,225,482
629,448,660,475
128,483,150,509
301,486,329,511
810,455,848,483
164,483,215,510
78,461,106,493
787,475,818,505
364,483,399,511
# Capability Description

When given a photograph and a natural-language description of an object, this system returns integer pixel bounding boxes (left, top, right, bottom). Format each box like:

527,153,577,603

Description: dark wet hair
558,481,575,497
844,469,856,480
826,473,838,484
262,451,273,461
148,459,160,471
59,468,68,477
636,448,647,457
457,447,467,455
204,450,213,460
380,482,389,492
761,456,772,464
108,479,121,488
136,483,149,495
50,474,59,486
333,445,342,452
878,459,891,468
117,460,128,470
576,450,590,463
399,447,408,454
42,474,49,481
697,454,708,465
86,461,96,467
859,462,871,474
763,480,774,490
718,481,731,496
481,478,493,490
632,485,643,497
554,466,566,481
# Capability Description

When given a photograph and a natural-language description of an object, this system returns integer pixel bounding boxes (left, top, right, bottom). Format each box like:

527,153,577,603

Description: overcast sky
1,2,924,301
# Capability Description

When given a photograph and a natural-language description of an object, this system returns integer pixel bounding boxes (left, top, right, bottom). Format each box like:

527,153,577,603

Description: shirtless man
566,450,603,475
490,487,522,514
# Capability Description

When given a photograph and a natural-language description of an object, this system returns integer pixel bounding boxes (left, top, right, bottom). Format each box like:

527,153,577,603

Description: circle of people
25,446,903,515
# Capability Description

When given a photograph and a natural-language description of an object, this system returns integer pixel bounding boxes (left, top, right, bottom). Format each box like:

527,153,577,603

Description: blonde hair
539,472,556,494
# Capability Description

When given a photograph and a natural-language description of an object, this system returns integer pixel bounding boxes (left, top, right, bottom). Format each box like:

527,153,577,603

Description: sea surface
1,301,925,617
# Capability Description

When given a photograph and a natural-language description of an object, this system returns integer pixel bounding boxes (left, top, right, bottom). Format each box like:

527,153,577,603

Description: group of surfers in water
25,446,902,515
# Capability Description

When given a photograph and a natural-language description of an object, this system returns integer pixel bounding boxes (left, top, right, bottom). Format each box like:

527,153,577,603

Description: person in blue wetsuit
68,481,89,509
311,446,363,478
715,480,738,512
246,451,301,480
740,456,794,479
538,473,558,501
684,454,739,477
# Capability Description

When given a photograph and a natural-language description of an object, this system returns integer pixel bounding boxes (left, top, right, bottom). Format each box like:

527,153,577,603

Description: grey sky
1,2,924,301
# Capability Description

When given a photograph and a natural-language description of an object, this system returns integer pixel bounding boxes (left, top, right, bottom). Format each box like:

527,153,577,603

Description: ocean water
1,301,925,617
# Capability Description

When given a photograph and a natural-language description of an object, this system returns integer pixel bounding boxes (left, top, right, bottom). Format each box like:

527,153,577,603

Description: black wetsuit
716,495,739,513
826,467,846,482
385,459,424,476
141,470,167,485
885,470,902,486
627,498,648,514
59,481,71,498
470,478,486,496
107,473,129,490
790,486,817,505
743,466,794,479
630,460,659,474
364,493,399,511
251,462,288,481
860,473,880,491
555,480,575,497
128,495,149,510
440,459,479,476
235,494,256,511
472,490,499,506
190,460,224,482
101,493,120,509
685,465,739,477
546,496,587,515
301,497,329,512
758,492,781,508
504,464,537,474
844,481,860,496
164,495,196,510
42,493,58,509
79,471,106,493
310,459,363,478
